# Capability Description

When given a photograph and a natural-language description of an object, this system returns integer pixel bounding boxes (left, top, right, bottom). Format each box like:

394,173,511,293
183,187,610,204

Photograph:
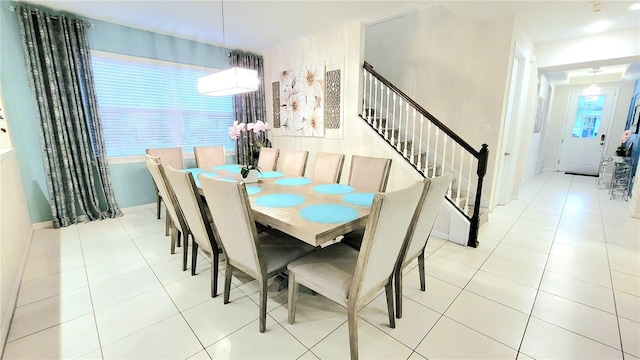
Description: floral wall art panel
279,64,325,137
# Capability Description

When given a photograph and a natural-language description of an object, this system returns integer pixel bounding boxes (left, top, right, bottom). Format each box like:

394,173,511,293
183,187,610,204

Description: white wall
0,149,33,354
524,75,551,180
542,81,635,170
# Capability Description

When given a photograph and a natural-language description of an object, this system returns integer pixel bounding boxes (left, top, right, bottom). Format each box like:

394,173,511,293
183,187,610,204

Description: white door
558,89,616,175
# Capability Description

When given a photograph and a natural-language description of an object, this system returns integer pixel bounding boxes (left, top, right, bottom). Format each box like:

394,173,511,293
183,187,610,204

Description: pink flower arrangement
620,130,631,143
228,120,271,167
228,120,270,140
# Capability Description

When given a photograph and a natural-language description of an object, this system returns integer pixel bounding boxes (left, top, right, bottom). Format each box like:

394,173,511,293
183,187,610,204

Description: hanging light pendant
198,0,258,97
583,68,601,96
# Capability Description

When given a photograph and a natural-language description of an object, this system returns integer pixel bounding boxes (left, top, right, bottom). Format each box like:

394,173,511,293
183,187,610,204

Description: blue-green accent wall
0,1,231,223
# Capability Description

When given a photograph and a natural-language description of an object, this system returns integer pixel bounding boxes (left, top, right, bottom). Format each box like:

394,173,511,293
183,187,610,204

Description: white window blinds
91,51,235,157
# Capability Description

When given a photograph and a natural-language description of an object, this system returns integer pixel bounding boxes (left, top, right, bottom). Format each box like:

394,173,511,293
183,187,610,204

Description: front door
558,89,617,175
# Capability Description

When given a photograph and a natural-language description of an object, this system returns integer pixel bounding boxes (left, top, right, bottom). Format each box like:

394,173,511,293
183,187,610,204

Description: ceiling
14,0,640,84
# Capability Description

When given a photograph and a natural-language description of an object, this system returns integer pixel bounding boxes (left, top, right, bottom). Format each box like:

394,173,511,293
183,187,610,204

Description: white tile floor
3,171,639,359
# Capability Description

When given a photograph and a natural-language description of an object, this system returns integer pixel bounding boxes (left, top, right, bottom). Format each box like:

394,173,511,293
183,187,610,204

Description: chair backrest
312,152,345,183
145,158,188,234
279,150,309,176
200,176,262,277
194,146,226,169
348,155,392,192
402,173,452,266
351,180,426,303
146,147,184,170
257,147,279,171
164,166,214,255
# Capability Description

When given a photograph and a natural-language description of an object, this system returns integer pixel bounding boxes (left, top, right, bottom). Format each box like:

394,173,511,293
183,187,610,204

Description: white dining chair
287,180,427,360
194,145,226,169
347,155,392,192
394,172,451,318
199,175,315,332
164,166,221,296
146,158,190,271
312,152,345,183
257,147,279,171
146,147,184,219
279,150,309,176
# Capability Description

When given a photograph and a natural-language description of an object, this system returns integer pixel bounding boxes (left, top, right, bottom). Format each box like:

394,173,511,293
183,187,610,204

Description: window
571,95,605,139
91,51,235,157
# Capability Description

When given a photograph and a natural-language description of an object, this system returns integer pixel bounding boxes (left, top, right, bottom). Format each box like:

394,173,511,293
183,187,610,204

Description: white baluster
396,99,403,149
465,157,473,214
391,93,397,144
447,138,453,198
362,69,367,116
385,87,390,139
368,73,373,123
418,115,424,172
372,78,378,129
433,127,440,177
411,109,417,164
379,82,385,133
425,122,432,177
441,135,447,180
457,147,464,207
404,105,409,157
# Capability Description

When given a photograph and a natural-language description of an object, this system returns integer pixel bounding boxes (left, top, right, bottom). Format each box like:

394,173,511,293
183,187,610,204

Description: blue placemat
245,185,262,195
193,172,219,187
212,164,241,170
342,193,375,207
299,204,359,224
227,167,242,174
259,171,284,178
275,177,313,186
184,168,206,176
254,193,305,207
313,184,354,194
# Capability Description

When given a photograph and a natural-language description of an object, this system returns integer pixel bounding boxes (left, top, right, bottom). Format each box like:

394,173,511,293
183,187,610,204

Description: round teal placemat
254,193,305,207
259,171,284,178
275,177,312,186
342,193,375,207
313,184,354,194
227,167,242,174
212,164,241,170
300,204,359,224
245,185,262,195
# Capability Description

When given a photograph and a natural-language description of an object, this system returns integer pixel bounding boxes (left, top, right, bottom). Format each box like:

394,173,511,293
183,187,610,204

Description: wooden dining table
188,165,373,247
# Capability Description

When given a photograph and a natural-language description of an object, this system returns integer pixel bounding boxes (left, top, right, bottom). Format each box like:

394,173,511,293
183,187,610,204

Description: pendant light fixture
583,68,601,97
198,0,259,96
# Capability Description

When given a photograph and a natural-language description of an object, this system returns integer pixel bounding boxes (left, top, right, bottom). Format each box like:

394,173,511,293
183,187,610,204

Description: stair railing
361,62,488,247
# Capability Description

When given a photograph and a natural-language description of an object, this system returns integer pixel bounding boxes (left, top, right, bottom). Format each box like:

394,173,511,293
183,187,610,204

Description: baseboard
32,221,53,229
121,203,155,213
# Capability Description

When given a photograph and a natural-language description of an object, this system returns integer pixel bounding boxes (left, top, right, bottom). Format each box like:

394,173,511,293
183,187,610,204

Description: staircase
361,62,489,247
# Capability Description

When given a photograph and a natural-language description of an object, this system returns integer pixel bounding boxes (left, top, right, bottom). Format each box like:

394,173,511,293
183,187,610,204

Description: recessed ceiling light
586,20,611,33
631,3,640,10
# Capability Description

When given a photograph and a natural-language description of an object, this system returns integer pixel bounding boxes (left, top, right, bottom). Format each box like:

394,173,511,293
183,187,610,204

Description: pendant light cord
221,0,227,57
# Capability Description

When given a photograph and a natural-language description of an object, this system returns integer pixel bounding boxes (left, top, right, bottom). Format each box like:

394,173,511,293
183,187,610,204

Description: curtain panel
17,6,121,227
229,51,268,166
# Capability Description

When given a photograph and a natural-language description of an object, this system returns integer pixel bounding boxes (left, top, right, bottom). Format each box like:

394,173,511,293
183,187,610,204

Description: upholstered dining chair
287,180,427,360
347,155,392,192
312,152,345,183
200,175,315,333
194,145,226,169
146,147,184,219
257,147,279,171
164,166,221,297
394,173,451,318
279,150,309,176
146,158,191,271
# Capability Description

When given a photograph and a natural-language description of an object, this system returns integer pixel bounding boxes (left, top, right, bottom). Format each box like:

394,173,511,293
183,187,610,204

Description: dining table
185,164,374,247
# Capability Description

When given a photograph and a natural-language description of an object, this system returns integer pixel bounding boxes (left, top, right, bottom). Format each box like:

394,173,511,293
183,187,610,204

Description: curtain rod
8,5,95,28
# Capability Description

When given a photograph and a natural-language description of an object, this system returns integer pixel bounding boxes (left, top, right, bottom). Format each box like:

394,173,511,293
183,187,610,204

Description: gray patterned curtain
229,51,268,166
17,6,121,228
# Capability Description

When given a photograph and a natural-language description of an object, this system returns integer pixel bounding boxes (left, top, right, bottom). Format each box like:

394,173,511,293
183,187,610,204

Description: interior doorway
558,88,617,175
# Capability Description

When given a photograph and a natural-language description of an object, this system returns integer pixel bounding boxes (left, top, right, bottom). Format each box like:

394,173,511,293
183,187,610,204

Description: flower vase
243,169,259,184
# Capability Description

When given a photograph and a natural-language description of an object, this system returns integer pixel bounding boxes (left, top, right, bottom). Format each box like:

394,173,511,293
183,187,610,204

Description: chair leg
165,214,171,236
211,249,219,298
170,225,178,255
224,263,233,304
182,234,189,271
394,267,403,319
259,280,268,333
385,279,395,328
156,194,162,219
418,251,426,291
287,272,299,325
176,229,182,247
191,242,199,276
347,305,359,360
